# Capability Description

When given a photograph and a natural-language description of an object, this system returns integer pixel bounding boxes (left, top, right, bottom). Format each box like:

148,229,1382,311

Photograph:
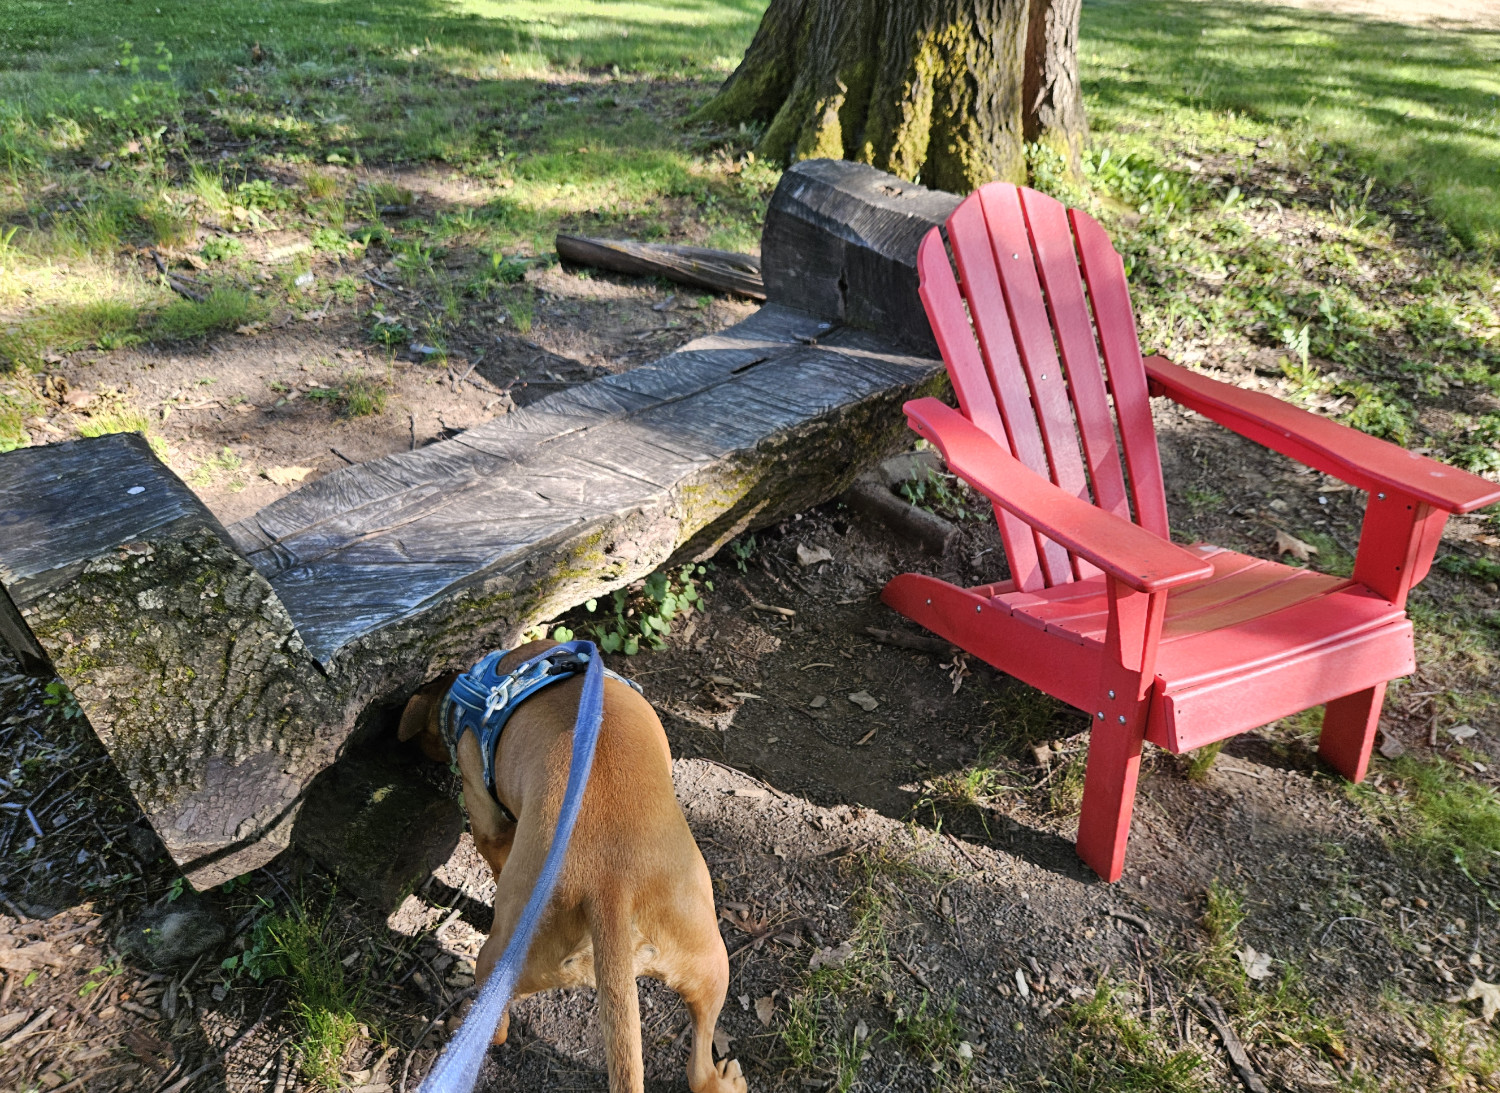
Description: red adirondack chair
883,182,1500,883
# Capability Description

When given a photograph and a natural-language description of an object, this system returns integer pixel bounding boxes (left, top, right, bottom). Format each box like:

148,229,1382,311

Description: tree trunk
1023,0,1087,177
700,0,1086,194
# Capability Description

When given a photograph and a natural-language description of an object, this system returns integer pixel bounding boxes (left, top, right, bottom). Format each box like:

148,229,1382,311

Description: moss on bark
700,0,1085,195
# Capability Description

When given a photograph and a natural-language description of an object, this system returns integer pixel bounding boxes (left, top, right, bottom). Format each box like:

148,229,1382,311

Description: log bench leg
1318,683,1386,784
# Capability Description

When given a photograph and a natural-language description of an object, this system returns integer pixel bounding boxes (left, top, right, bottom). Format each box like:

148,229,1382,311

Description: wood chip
263,466,313,486
0,942,65,972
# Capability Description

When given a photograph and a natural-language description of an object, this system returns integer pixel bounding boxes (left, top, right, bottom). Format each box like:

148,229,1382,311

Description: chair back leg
1317,683,1387,783
1075,697,1151,883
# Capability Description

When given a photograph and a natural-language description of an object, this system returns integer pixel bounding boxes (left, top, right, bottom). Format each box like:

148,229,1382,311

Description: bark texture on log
555,235,765,300
1023,0,1087,177
700,0,1032,192
701,0,1087,194
0,434,341,887
0,161,954,888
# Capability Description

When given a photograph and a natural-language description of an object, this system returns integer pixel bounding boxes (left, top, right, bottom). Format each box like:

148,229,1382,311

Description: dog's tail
588,895,644,1093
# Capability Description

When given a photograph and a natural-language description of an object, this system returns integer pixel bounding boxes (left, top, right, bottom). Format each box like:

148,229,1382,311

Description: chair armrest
1145,356,1500,514
904,398,1214,593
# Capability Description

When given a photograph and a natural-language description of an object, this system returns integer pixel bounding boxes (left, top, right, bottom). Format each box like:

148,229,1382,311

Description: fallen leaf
809,941,854,971
712,1028,732,1058
737,994,750,1011
1273,529,1318,561
755,996,775,1026
263,465,313,486
1468,979,1500,1022
848,690,879,712
1378,730,1406,760
0,943,64,972
62,389,95,408
809,695,827,709
1450,724,1478,741
796,543,833,567
1237,945,1274,980
1032,743,1053,768
854,1018,869,1042
233,402,257,414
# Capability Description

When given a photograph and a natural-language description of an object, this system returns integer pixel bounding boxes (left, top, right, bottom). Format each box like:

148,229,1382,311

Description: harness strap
438,642,641,819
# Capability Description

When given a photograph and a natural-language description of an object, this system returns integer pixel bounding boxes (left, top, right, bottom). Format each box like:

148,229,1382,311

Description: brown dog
399,641,746,1093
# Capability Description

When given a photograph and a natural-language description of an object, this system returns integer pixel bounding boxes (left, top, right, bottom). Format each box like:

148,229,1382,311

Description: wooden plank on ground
555,234,765,299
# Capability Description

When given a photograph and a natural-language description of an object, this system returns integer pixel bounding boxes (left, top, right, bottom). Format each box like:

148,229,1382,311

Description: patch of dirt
20,165,756,526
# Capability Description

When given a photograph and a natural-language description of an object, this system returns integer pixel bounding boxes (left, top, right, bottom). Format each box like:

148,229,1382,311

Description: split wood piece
762,159,961,355
863,626,957,656
1194,994,1268,1093
843,476,958,555
555,234,765,300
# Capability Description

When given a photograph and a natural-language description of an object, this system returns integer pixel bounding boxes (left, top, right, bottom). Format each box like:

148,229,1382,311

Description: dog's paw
700,1057,747,1093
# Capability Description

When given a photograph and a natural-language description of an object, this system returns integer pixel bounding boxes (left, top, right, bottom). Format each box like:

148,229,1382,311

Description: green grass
1355,755,1500,876
1081,0,1500,251
259,903,369,1088
1057,982,1209,1093
304,371,392,418
153,286,264,340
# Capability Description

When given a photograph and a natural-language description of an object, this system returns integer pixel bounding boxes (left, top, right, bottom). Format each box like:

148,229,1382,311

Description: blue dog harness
438,641,641,817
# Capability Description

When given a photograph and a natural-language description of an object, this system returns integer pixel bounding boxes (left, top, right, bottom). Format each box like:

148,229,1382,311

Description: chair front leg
1318,683,1387,784
1075,581,1166,883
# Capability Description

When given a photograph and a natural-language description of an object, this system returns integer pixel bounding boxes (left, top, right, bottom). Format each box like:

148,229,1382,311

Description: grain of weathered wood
762,159,961,355
555,234,765,300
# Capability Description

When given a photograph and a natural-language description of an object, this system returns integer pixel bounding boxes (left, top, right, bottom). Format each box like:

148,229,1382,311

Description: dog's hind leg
587,896,645,1093
666,922,746,1093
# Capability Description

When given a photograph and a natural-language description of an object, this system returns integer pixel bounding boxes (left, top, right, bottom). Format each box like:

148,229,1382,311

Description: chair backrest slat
917,231,1046,590
1020,190,1132,525
916,182,1170,591
942,203,1072,587
1071,209,1171,539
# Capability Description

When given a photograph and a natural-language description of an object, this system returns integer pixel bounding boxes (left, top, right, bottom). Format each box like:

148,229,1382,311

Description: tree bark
1023,0,1087,177
700,0,1086,194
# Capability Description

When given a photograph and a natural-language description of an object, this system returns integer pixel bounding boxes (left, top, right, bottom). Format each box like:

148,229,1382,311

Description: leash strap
439,641,640,814
418,640,608,1093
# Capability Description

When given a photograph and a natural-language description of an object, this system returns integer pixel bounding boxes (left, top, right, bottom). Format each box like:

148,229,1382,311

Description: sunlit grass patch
259,902,370,1088
304,371,392,419
151,287,264,341
1059,981,1209,1093
74,390,168,459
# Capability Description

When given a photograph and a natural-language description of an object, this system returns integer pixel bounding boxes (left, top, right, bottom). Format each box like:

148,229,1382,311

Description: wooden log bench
0,160,960,894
